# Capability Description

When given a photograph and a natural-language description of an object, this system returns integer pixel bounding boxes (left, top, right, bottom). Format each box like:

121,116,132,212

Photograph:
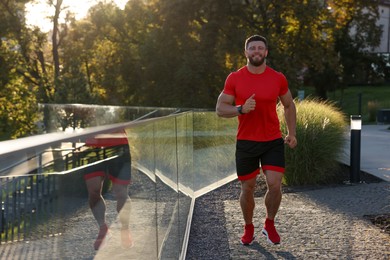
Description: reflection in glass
0,110,239,259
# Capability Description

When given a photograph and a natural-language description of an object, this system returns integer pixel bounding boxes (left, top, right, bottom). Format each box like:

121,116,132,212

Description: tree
333,0,383,85
60,1,143,106
51,0,386,106
135,0,243,107
1,0,386,140
0,0,41,139
306,0,382,98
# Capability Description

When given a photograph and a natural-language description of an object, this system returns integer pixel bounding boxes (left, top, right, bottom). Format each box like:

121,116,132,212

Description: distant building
375,0,390,53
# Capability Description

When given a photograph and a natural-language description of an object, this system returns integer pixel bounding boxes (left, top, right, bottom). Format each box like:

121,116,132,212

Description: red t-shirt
223,66,288,141
85,131,128,147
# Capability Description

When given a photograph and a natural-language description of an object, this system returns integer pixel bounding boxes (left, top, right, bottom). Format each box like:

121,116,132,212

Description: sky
25,0,128,32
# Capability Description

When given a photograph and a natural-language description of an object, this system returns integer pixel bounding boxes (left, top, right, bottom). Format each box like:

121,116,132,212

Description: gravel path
186,178,390,260
1,171,388,259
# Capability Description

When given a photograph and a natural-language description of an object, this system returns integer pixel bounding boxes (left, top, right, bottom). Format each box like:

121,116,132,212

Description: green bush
367,100,380,122
368,99,390,122
278,99,347,185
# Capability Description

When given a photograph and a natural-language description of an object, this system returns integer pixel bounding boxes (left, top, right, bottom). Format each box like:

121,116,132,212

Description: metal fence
0,145,122,243
0,174,58,243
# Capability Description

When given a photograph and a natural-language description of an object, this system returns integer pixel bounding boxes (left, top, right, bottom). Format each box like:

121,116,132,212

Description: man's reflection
84,131,133,250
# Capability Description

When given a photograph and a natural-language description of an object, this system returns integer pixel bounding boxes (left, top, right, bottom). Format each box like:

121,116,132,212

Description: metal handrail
0,111,190,159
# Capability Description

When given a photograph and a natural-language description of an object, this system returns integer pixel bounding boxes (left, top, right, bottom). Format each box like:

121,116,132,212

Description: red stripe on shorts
109,175,131,185
238,168,260,181
262,165,285,174
84,171,105,180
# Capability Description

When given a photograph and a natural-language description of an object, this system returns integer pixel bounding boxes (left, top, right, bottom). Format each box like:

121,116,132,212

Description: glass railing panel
0,139,91,256
153,117,178,184
127,123,156,182
37,104,178,134
176,112,194,191
175,113,194,255
193,112,237,191
93,151,158,259
0,172,64,244
0,109,238,259
127,113,194,259
82,129,159,259
0,128,160,259
152,117,179,259
158,113,194,259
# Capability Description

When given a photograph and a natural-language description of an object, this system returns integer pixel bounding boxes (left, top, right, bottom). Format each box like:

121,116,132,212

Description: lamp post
350,115,361,183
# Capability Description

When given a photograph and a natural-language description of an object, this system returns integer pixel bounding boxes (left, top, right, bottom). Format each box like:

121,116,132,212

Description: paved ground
1,125,389,259
186,178,390,260
187,125,390,259
340,124,390,181
226,182,390,259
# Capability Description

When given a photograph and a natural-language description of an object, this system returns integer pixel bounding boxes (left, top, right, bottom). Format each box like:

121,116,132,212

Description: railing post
38,153,43,174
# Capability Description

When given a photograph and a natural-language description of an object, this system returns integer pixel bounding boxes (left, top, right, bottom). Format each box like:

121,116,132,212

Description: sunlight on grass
303,85,390,123
127,112,237,190
278,99,347,185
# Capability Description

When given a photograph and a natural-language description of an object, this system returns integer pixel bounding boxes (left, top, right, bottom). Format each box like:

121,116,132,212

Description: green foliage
278,99,347,185
0,0,386,139
367,101,380,122
0,76,39,140
321,85,390,123
334,1,383,86
128,111,237,189
193,111,236,150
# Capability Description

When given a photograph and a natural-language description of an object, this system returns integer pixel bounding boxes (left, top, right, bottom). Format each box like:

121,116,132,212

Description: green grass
129,107,348,186
301,85,390,124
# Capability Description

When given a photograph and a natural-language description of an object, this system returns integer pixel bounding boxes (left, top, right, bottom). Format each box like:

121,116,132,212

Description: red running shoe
262,218,280,245
94,224,111,250
240,223,255,245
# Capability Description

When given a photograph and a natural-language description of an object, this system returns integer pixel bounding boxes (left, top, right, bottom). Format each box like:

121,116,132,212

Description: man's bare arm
280,90,297,148
216,92,239,118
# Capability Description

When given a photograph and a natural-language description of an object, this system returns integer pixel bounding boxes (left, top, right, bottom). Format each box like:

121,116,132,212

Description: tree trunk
52,0,62,83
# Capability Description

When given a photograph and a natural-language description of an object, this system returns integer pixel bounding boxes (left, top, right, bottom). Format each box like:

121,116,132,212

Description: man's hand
243,94,256,113
284,135,297,149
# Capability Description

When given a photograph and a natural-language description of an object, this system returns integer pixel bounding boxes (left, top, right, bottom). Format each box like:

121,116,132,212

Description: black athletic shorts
84,145,131,185
235,138,285,181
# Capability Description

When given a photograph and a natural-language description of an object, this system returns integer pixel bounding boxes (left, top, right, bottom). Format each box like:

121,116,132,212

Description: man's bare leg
239,176,257,245
240,177,257,224
112,183,131,228
112,183,133,248
264,170,283,220
86,177,106,227
86,176,109,250
262,170,283,244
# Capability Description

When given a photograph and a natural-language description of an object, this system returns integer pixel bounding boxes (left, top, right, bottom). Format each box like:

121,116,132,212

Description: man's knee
88,189,102,201
267,183,282,195
241,177,256,193
113,184,129,200
265,171,282,191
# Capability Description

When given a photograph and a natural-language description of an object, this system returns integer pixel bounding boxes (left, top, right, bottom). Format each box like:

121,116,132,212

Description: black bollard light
350,115,361,183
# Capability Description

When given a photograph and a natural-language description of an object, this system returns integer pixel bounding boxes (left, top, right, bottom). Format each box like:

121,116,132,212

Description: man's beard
249,56,265,67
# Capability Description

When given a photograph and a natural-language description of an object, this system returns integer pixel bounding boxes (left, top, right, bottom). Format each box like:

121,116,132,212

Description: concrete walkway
340,124,390,181
187,124,390,260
